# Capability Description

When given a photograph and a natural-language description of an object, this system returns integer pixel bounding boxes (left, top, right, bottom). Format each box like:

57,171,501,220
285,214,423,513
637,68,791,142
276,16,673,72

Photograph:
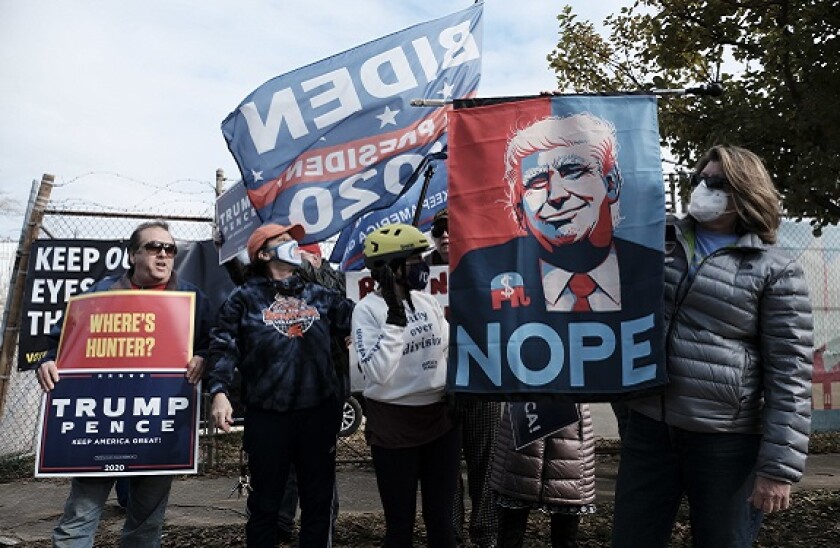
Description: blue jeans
53,475,173,548
612,411,764,548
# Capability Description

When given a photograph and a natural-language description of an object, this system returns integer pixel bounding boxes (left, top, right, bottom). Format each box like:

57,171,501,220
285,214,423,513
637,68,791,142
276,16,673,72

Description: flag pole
410,83,725,107
410,151,447,227
410,99,449,107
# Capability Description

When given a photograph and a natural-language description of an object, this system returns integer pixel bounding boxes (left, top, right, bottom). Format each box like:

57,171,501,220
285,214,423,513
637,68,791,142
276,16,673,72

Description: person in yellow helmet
353,223,459,547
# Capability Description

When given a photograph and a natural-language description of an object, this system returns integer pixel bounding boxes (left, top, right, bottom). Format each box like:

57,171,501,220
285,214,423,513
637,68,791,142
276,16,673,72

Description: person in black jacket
207,223,354,547
274,242,348,543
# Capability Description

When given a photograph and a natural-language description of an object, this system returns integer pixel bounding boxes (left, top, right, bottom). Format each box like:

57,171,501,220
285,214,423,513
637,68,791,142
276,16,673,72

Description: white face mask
688,182,732,223
270,240,302,266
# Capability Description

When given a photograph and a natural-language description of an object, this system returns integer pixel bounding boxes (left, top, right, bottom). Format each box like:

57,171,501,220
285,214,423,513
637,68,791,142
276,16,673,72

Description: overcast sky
0,0,628,240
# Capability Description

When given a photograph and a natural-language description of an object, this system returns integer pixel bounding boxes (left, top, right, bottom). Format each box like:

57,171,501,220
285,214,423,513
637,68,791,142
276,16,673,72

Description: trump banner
216,180,260,264
447,95,667,400
221,3,482,244
35,291,200,477
329,148,448,271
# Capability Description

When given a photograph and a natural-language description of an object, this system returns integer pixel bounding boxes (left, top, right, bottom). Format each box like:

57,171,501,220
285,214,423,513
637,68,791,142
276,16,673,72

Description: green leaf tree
548,1,840,227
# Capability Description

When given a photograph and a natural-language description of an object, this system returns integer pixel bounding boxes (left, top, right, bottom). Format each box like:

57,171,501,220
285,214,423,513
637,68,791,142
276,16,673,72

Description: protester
427,207,500,547
274,241,348,544
426,208,450,266
490,403,595,548
353,223,459,547
35,220,212,548
611,145,814,547
207,223,354,547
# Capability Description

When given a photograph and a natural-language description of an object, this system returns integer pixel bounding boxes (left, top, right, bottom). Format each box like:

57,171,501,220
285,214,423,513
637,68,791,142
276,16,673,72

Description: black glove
378,266,407,327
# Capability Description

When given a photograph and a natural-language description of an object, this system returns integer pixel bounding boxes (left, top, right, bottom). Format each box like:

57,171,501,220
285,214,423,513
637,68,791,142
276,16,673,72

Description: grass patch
808,431,840,454
0,453,35,483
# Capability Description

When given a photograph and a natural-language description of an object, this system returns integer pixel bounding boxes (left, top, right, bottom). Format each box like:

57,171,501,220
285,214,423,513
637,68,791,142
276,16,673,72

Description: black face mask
403,261,430,291
272,275,303,296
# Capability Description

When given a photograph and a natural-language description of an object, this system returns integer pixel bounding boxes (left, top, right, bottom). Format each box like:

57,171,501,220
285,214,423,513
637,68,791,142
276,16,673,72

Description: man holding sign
35,220,212,548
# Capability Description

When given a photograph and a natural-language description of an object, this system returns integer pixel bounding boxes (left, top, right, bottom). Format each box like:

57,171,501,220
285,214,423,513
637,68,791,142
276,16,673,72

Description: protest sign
345,265,448,311
35,291,199,477
35,372,200,476
18,240,129,369
216,180,259,264
508,401,579,450
55,291,194,370
448,95,667,399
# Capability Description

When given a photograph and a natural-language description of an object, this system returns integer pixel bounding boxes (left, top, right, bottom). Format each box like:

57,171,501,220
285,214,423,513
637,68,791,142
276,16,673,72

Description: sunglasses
142,241,178,256
690,173,730,190
431,220,448,238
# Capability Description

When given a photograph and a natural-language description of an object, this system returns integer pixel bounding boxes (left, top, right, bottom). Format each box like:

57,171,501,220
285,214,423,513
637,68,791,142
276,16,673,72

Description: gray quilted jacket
631,217,813,483
489,403,596,507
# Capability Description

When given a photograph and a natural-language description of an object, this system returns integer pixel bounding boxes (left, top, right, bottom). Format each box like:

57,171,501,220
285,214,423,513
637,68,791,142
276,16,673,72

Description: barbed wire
48,171,217,216
133,186,215,209
48,197,214,216
56,171,216,194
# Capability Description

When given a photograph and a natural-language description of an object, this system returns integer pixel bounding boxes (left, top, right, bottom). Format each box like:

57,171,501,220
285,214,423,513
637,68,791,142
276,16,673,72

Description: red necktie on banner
569,273,597,312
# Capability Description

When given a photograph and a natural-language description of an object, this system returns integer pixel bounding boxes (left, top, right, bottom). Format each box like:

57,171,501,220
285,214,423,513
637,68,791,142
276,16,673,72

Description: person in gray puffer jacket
490,403,596,548
612,145,814,548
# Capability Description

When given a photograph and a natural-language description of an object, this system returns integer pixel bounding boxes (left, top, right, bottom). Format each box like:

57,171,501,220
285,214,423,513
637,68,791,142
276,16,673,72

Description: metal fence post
0,174,53,417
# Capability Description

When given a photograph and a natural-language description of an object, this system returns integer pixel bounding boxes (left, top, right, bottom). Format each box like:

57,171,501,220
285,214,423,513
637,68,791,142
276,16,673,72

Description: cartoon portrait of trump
504,113,625,312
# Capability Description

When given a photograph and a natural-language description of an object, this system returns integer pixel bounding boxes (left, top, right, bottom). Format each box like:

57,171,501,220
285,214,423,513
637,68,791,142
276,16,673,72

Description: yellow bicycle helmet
363,223,430,269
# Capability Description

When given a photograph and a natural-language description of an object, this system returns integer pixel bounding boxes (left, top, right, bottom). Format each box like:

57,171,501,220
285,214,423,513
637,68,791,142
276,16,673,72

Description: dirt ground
8,433,840,547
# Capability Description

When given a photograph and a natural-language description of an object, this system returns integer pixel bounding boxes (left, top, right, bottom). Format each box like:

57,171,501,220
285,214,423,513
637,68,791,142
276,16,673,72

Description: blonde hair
695,146,781,244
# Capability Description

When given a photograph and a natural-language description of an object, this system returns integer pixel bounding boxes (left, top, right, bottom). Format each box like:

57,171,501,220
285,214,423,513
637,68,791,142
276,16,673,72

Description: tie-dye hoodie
206,273,354,412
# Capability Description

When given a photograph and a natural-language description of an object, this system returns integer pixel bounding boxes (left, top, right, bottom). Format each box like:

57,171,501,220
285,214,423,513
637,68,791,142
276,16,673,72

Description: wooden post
0,174,54,417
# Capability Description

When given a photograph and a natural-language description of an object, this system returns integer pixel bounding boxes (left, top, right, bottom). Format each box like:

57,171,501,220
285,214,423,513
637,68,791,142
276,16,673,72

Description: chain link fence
0,210,214,462
776,220,840,431
0,204,370,471
1,179,838,474
0,242,16,320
